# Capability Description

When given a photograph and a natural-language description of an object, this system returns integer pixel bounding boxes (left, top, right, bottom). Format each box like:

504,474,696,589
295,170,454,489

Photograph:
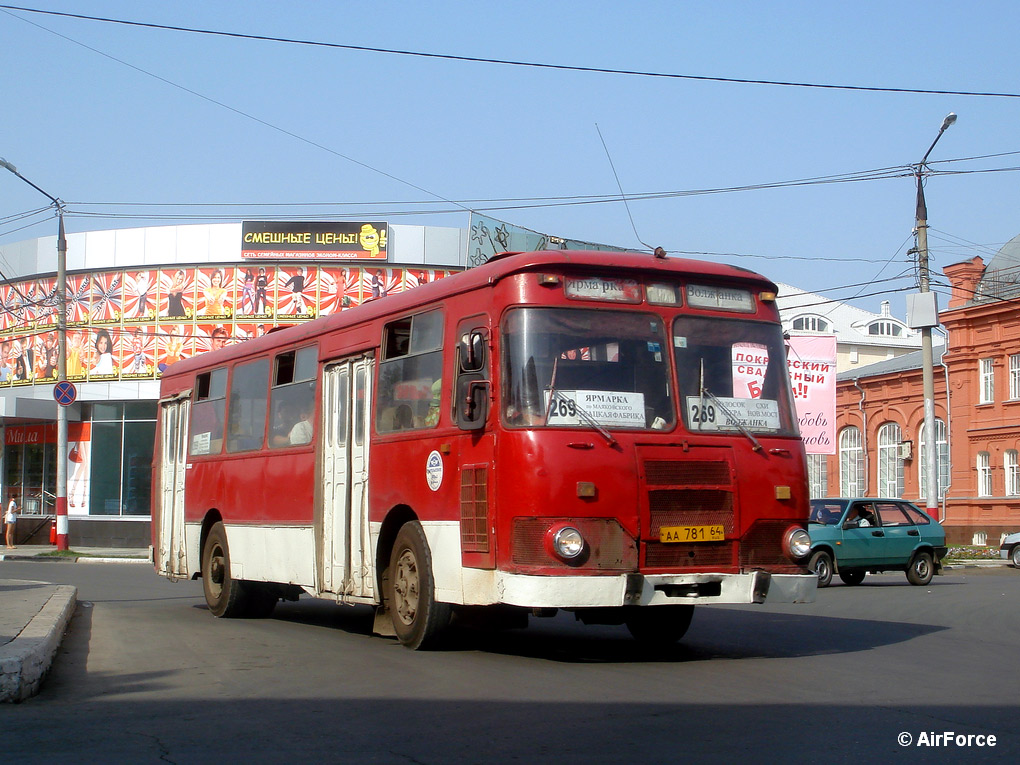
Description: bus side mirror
460,332,486,373
457,378,489,431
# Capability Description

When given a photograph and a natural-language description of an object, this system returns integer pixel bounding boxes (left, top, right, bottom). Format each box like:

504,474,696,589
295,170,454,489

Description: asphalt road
1,560,1017,763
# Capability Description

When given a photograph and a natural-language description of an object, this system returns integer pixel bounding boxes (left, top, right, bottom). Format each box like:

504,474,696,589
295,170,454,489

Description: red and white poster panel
786,335,837,455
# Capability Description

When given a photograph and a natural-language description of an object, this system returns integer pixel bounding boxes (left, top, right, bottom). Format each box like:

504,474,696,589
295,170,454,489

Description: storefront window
3,401,157,517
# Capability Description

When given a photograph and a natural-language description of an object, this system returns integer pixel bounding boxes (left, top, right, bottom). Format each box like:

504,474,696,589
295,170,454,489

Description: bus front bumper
478,570,817,609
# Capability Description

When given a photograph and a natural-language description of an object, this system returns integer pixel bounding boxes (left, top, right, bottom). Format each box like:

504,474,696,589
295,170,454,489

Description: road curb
0,584,77,703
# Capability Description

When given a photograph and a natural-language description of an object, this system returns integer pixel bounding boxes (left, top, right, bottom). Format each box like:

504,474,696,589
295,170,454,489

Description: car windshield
501,307,674,430
809,500,847,525
673,315,799,436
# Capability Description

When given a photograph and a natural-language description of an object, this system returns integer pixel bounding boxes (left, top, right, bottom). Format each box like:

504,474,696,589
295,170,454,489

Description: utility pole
0,158,70,550
911,113,956,520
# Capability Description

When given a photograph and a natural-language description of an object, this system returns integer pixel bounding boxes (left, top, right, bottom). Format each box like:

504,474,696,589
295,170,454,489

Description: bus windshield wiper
544,355,617,446
699,361,762,452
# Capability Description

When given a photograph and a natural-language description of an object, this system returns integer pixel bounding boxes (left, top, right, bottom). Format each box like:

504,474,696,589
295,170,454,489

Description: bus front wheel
202,522,248,618
624,605,694,645
388,522,451,650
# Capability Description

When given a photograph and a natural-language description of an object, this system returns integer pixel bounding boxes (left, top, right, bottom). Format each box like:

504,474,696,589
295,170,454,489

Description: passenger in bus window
272,401,313,446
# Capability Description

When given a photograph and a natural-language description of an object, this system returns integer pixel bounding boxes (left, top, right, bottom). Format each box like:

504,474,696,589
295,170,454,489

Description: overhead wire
1,4,1019,99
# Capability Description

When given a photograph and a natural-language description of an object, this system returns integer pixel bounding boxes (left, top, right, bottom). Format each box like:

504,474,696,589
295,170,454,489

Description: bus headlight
784,526,812,560
551,526,585,560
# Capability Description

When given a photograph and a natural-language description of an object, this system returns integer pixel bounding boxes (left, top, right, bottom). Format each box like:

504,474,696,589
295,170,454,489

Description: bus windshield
673,315,798,436
502,307,674,430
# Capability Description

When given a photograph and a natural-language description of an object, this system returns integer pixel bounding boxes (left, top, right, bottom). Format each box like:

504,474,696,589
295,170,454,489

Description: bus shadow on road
267,599,945,663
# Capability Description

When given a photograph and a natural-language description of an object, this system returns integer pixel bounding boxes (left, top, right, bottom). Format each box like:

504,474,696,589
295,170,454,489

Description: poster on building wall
0,262,451,383
69,422,92,515
786,335,837,455
241,221,388,260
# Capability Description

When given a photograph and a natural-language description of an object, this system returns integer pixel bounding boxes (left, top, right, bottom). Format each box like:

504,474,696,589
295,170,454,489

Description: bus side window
269,346,317,448
377,310,444,432
190,367,227,456
226,358,270,453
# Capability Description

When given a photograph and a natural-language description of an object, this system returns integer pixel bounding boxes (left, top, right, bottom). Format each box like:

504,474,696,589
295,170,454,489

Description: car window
810,501,846,525
875,502,912,527
900,503,933,525
846,503,876,527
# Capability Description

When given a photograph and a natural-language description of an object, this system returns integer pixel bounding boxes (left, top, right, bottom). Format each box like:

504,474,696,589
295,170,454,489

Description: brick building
822,235,1020,546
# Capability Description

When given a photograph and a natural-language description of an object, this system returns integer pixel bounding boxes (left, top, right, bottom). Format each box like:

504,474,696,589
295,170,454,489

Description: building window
792,316,830,333
980,358,995,404
868,321,903,337
807,454,828,498
1010,354,1020,400
877,422,904,498
918,419,949,502
1006,450,1019,497
977,452,992,497
839,426,864,497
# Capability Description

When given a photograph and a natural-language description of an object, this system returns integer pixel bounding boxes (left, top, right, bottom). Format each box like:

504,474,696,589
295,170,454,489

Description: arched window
877,422,904,498
868,320,903,337
977,452,992,497
918,419,949,502
839,426,864,497
792,316,830,333
1004,450,1018,497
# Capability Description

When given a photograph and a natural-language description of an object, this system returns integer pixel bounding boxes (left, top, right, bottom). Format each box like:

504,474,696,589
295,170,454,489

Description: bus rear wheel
624,605,694,645
202,522,248,618
388,522,451,650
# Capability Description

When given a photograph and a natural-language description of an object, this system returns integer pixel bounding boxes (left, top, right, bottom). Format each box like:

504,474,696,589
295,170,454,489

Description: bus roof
161,249,777,381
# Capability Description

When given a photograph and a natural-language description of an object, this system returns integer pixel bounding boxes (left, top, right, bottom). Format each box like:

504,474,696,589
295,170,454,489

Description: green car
808,498,948,587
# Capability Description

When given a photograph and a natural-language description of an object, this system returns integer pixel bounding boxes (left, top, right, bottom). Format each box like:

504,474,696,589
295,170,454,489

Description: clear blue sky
2,1,1019,315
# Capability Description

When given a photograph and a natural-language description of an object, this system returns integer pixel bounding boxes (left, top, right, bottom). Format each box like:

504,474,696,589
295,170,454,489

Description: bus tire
838,568,866,586
202,522,247,618
624,605,694,645
388,521,451,650
244,584,279,618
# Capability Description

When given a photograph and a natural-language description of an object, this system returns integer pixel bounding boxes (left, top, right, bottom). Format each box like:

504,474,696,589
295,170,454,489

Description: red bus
153,250,816,649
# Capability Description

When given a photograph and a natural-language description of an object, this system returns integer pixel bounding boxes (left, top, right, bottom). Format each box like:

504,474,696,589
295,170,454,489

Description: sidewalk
0,546,149,703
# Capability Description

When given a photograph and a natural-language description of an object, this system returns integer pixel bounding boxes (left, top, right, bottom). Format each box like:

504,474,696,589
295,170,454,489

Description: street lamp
911,113,956,520
0,157,69,550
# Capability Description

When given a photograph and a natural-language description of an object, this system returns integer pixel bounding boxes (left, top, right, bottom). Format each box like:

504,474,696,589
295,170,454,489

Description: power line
2,4,1019,99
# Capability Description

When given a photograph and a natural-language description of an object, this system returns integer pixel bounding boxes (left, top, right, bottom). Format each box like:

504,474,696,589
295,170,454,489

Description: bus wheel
388,522,451,650
624,605,694,645
244,584,279,618
838,568,866,586
202,522,247,618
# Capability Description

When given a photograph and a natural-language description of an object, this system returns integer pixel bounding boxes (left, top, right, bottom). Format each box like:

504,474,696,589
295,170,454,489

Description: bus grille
645,541,735,568
511,518,636,570
647,489,735,535
738,520,802,572
645,460,731,486
460,466,489,553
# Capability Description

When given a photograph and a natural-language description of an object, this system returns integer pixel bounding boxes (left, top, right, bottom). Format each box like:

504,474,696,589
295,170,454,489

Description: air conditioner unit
898,441,913,461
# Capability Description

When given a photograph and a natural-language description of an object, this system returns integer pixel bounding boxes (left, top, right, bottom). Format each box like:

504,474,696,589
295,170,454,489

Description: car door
839,502,884,565
872,502,919,564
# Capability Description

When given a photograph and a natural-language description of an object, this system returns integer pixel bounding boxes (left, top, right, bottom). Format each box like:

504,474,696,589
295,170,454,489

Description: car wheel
907,551,934,586
1012,546,1020,568
838,568,866,586
809,551,833,588
388,521,451,650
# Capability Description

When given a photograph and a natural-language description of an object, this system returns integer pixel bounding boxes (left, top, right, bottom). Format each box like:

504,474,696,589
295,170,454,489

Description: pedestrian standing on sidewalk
5,492,18,548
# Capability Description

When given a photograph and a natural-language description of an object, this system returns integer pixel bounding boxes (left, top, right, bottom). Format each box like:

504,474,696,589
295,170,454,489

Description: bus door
156,395,190,577
321,356,374,599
